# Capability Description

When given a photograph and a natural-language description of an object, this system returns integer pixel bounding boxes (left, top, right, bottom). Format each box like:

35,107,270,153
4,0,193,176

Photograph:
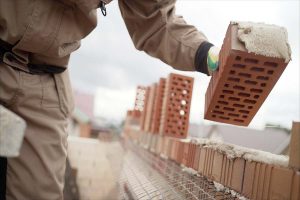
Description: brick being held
205,22,291,126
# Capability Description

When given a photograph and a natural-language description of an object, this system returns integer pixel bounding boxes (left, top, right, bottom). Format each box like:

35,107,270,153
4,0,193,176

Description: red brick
134,86,148,112
182,142,190,166
176,140,185,164
292,171,300,200
140,87,150,131
262,164,273,200
205,23,289,126
192,145,201,170
220,155,227,185
188,143,196,168
166,137,174,158
150,78,166,134
150,134,158,153
170,139,179,161
289,122,300,170
269,166,294,200
211,151,224,182
143,84,157,132
242,161,257,198
159,73,194,138
198,148,207,175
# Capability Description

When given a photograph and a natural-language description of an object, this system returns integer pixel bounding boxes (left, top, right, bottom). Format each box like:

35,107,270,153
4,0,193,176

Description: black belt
0,39,65,74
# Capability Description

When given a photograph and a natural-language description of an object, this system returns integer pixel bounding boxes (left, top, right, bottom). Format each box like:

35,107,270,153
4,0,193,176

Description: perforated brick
159,73,194,138
150,78,166,134
134,86,147,112
205,23,289,126
140,87,150,131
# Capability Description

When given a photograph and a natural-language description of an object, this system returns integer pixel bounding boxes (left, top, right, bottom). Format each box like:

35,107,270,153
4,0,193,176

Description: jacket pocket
52,70,74,118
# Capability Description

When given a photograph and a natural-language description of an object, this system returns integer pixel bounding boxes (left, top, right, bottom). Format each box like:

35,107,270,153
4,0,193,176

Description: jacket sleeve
118,0,211,72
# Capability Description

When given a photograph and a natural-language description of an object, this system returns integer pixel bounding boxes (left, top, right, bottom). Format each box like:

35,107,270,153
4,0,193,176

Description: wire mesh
118,141,238,200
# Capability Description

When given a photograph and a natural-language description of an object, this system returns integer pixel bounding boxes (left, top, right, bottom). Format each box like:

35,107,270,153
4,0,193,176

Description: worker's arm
118,0,217,75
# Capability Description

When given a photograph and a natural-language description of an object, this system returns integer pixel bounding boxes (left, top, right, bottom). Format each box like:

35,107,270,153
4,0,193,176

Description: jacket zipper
99,1,107,16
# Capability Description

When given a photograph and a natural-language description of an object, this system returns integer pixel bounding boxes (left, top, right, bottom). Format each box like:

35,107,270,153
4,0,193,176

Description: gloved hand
207,46,220,75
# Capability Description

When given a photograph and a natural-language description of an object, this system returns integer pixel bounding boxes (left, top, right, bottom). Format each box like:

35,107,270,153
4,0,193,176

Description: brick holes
204,23,289,126
264,61,278,67
228,77,240,83
257,76,269,81
235,56,242,61
160,73,194,138
245,80,258,85
244,58,258,64
233,85,245,91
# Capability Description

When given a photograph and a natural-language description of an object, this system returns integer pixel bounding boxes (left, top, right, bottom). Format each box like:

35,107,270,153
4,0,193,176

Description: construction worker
0,0,219,199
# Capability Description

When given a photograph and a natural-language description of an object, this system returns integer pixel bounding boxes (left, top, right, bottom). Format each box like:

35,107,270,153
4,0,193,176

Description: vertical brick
242,161,256,198
150,134,158,153
262,164,273,200
211,151,224,182
198,148,207,175
291,171,300,200
143,84,157,132
150,78,166,134
192,145,201,170
159,73,194,138
252,162,261,199
188,143,196,168
204,23,289,126
269,166,294,200
289,121,300,170
167,137,174,158
220,155,228,185
140,87,150,131
170,139,179,161
176,140,185,164
182,142,190,167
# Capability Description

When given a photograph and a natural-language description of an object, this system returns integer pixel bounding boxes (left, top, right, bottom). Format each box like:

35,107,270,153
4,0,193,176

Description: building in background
73,90,95,119
188,124,291,155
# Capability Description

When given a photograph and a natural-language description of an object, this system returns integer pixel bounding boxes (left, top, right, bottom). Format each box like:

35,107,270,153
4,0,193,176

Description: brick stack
125,73,194,139
205,23,289,126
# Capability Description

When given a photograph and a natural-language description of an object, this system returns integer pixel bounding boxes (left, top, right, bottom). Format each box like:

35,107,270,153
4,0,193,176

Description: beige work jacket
0,0,208,72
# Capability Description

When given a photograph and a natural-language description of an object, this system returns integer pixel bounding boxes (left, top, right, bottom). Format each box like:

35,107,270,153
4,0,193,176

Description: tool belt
0,39,65,74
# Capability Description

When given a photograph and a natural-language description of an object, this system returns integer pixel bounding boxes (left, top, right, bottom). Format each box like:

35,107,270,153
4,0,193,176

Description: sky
69,0,299,129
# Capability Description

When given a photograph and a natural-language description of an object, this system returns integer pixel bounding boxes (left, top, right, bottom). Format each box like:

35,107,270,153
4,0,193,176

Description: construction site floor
67,137,241,200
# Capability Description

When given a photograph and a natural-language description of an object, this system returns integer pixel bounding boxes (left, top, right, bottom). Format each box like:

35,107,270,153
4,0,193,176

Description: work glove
195,42,220,76
207,46,220,75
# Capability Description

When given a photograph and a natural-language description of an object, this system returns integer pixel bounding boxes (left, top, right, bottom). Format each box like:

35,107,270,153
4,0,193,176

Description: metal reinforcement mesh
118,142,237,200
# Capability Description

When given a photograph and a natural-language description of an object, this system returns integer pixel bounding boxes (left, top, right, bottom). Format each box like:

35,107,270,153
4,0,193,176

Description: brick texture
205,23,289,126
143,84,157,132
150,78,166,134
140,87,150,131
159,73,194,138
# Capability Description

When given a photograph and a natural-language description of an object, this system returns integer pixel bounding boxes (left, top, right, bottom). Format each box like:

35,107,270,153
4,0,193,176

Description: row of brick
127,73,194,139
132,132,299,200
